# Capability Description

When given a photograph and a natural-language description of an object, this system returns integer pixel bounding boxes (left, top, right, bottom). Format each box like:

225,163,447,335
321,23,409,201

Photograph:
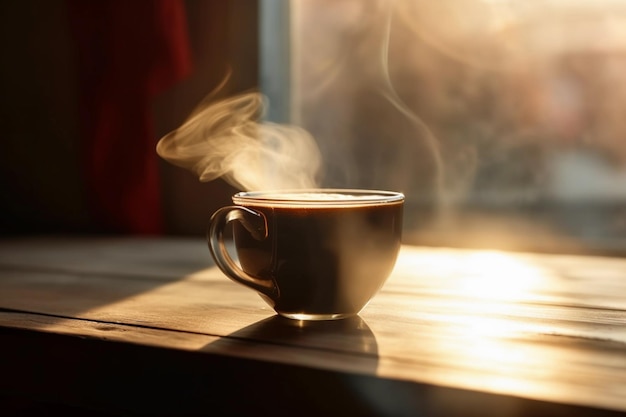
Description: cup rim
232,188,405,207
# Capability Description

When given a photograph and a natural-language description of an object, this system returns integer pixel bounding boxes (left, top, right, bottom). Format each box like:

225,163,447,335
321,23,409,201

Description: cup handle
207,206,279,300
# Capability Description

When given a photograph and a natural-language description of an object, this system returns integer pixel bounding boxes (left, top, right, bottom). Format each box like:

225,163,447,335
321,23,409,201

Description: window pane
263,0,626,255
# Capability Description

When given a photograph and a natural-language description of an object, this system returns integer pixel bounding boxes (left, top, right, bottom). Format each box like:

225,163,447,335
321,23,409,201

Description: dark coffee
233,199,403,318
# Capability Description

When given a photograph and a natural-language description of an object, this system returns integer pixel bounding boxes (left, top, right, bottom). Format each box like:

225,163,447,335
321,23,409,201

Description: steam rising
157,90,321,191
158,0,625,218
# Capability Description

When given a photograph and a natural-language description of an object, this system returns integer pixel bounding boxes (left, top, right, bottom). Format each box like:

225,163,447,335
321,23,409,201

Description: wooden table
1,237,625,416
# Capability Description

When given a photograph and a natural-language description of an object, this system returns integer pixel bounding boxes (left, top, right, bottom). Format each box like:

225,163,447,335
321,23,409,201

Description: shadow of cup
202,314,378,365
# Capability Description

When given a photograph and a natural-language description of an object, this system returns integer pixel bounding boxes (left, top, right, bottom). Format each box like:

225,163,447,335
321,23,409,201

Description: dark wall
0,0,87,234
0,0,258,236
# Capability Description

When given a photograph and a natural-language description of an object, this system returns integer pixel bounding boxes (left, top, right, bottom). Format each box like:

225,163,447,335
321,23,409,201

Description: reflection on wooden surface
0,238,624,415
370,246,626,411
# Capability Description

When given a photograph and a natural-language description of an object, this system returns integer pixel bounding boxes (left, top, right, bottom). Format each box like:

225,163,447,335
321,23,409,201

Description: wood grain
0,237,625,415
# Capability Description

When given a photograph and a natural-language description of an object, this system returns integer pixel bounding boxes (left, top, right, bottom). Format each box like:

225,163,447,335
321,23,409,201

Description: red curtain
68,0,192,234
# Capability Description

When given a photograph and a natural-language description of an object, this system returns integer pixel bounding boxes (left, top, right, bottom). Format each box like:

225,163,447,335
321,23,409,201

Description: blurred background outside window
261,0,626,255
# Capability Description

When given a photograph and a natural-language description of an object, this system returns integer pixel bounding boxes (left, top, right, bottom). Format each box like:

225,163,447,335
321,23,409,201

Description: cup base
278,312,356,321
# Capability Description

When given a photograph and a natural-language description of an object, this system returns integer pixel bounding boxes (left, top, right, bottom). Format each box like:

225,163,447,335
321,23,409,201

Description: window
261,0,626,255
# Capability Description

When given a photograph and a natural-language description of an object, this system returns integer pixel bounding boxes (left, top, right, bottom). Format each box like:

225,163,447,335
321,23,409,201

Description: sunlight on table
374,247,606,405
